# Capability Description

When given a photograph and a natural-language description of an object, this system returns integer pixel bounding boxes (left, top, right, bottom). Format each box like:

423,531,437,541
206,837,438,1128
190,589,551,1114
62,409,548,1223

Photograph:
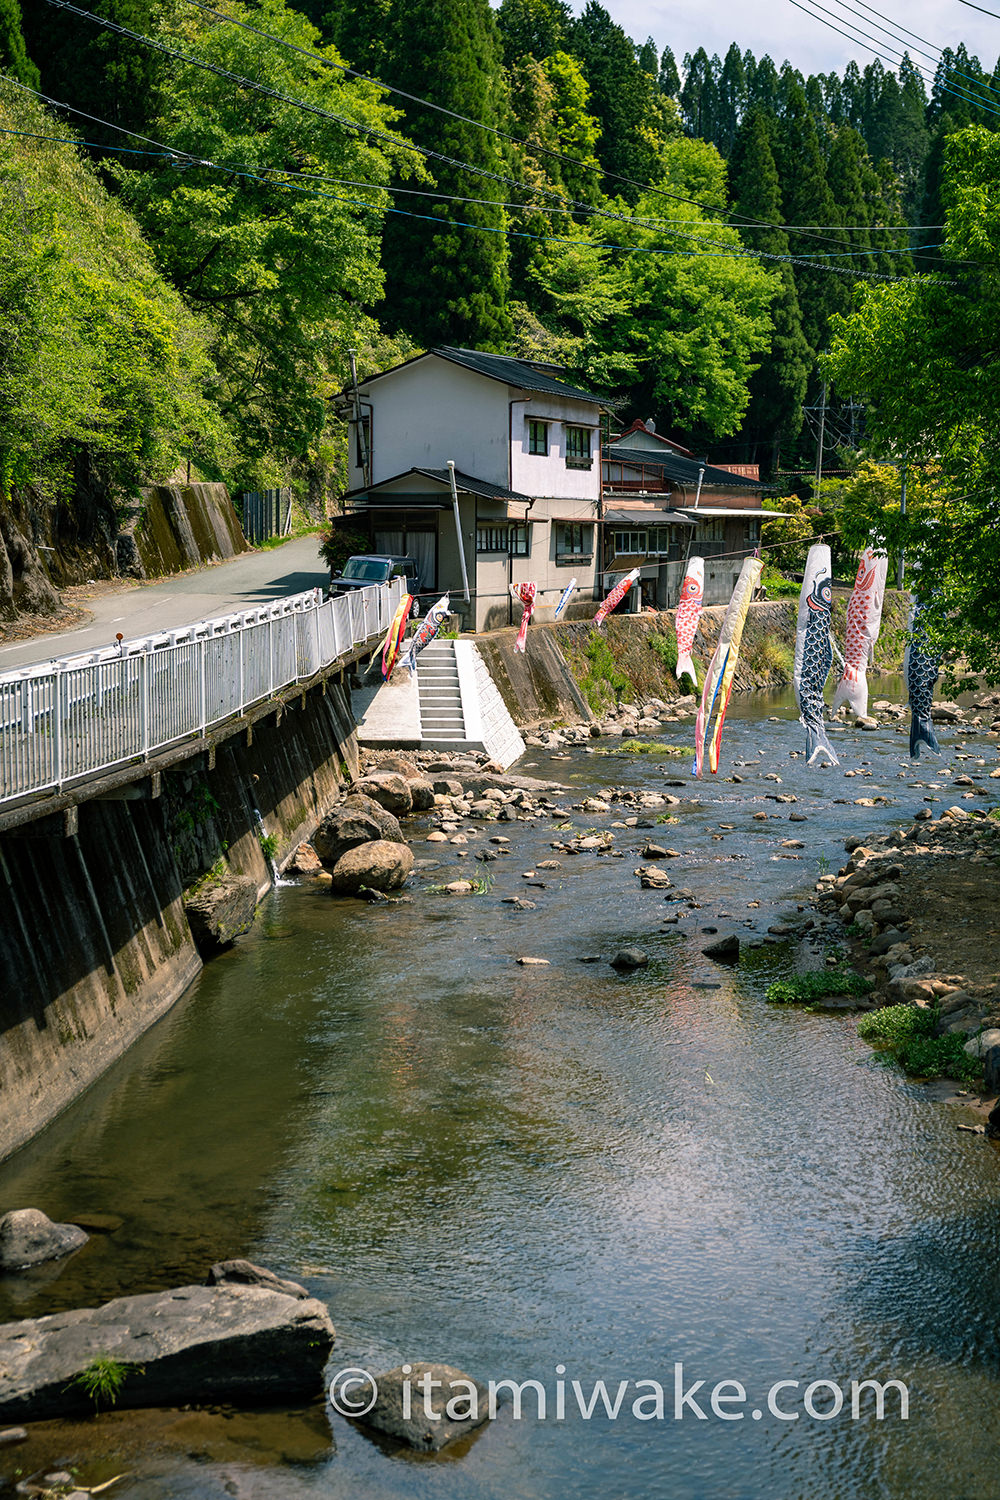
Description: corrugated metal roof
433,348,605,406
604,446,763,491
602,508,696,527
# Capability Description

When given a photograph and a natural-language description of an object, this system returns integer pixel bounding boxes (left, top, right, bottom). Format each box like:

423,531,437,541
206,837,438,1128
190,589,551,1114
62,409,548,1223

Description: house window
565,425,593,469
651,528,671,554
556,523,591,561
527,419,548,456
613,530,647,556
477,525,508,553
477,524,531,556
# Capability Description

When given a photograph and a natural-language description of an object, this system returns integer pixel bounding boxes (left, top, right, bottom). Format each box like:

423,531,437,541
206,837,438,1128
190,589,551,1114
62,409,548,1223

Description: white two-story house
335,347,606,630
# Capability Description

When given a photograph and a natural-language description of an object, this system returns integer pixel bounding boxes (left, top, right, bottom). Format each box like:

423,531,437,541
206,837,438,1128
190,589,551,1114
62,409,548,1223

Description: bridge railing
0,579,404,807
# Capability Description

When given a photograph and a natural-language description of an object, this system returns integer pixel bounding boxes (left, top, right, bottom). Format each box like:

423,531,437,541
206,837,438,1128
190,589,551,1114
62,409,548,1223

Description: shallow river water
2,691,1000,1500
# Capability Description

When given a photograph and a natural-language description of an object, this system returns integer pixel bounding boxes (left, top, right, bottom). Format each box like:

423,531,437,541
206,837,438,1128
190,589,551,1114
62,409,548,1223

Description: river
2,691,999,1499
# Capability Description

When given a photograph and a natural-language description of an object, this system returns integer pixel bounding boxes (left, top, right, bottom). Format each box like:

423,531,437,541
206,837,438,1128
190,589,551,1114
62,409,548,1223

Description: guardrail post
141,651,149,758
53,665,64,791
198,635,207,733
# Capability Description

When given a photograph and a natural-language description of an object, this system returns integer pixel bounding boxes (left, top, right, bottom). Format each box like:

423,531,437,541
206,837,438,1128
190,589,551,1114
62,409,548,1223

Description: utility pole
813,380,827,503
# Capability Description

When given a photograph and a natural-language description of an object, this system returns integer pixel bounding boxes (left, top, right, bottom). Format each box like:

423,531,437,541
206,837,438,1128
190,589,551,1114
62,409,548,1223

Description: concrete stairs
415,640,467,745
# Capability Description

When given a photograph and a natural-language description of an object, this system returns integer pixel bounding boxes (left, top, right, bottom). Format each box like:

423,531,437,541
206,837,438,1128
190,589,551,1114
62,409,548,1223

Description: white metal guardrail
0,579,404,807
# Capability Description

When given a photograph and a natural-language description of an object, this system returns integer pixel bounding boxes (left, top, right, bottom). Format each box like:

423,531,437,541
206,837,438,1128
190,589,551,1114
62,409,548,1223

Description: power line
845,0,1000,107
0,82,943,279
791,0,1000,118
28,1,968,275
48,0,940,262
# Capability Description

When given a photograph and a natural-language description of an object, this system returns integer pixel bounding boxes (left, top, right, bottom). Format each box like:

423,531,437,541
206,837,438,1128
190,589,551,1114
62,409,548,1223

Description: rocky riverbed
4,683,1000,1497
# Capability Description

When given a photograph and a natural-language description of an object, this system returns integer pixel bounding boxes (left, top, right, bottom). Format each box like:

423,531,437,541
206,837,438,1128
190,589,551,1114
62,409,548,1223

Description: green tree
378,0,512,347
0,0,38,86
0,82,228,517
320,0,393,72
775,84,840,351
729,105,811,470
19,0,163,148
495,0,570,65
658,45,680,98
826,124,1000,676
542,49,602,204
571,0,660,196
115,0,409,486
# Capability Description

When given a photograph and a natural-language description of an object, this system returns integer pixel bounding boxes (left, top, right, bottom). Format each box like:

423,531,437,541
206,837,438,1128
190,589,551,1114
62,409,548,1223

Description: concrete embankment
0,676,358,1162
475,593,910,727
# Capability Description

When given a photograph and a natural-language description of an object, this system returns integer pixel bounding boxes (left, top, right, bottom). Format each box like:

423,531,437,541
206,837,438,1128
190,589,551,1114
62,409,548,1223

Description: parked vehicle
329,554,420,604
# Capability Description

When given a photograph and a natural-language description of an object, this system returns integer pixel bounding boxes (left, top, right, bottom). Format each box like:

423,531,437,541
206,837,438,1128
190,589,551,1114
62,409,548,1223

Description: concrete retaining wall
0,678,358,1162
133,483,249,578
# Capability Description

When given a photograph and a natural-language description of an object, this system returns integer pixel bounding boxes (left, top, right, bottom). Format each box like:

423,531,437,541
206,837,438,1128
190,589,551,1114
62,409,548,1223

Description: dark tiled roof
604,445,763,491
433,347,605,407
342,467,532,506
413,468,532,503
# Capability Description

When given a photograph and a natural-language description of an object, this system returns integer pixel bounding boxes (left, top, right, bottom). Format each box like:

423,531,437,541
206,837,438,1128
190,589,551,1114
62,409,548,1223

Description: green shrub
760,565,801,599
581,632,631,713
767,969,874,1004
896,1034,982,1081
856,1004,983,1081
649,632,678,672
856,1004,935,1043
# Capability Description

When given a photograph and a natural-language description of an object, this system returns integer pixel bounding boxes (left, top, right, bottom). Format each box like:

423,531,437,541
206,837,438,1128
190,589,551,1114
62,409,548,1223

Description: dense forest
0,0,999,636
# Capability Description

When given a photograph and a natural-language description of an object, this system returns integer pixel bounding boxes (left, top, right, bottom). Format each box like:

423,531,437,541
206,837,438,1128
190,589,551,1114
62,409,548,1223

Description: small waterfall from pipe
252,806,279,886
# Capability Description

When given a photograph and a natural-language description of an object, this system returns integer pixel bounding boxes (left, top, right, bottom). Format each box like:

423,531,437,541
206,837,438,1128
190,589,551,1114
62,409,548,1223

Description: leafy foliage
857,1003,982,1081
0,81,229,501
113,0,411,492
827,124,1000,677
767,969,874,1003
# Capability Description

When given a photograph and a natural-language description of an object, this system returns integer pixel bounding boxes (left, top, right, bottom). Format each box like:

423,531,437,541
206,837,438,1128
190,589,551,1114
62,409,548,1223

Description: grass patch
580,632,631,715
258,832,279,861
611,740,687,756
857,1003,983,1081
760,565,801,599
69,1355,141,1411
744,635,795,679
767,969,875,1004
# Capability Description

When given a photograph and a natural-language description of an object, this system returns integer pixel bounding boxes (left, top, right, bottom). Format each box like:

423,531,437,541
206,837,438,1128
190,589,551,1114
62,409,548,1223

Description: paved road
0,537,330,672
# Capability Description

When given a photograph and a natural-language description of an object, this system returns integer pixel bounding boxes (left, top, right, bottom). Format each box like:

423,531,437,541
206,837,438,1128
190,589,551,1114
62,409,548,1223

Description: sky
554,0,1000,76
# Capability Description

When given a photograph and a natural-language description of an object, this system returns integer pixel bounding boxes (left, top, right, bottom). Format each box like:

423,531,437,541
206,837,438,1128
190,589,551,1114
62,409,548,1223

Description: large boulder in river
0,1210,88,1271
0,1280,334,1421
332,840,414,894
352,772,413,817
184,875,257,953
313,795,404,867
